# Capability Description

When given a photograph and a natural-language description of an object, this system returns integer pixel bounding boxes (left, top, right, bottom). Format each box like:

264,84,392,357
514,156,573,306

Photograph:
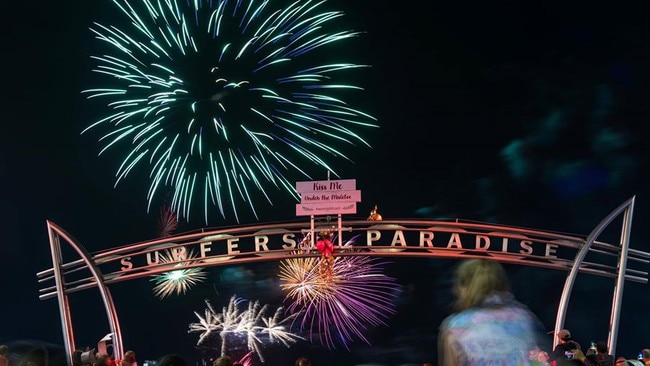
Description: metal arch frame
554,196,635,356
46,221,124,366
39,197,648,365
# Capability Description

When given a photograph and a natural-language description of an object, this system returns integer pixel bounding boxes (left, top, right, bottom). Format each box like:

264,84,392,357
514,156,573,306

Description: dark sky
2,0,650,365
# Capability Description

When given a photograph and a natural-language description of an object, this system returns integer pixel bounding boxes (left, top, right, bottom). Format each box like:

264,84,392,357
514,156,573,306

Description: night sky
2,0,650,365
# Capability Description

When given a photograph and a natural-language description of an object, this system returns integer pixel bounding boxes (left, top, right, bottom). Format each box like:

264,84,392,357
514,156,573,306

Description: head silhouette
295,357,311,366
453,258,510,311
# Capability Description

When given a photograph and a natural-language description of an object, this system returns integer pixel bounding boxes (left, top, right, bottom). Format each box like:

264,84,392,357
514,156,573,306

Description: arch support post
47,224,76,366
46,221,124,366
607,196,634,356
553,196,635,356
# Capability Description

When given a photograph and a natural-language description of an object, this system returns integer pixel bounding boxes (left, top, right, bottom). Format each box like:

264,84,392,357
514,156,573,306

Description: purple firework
278,254,401,350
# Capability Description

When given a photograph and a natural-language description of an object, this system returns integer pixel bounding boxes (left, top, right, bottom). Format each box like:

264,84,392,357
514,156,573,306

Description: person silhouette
295,356,311,366
0,345,9,366
438,258,544,365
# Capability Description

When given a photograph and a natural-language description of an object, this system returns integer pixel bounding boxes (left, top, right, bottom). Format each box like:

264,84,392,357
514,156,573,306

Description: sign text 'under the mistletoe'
295,179,361,216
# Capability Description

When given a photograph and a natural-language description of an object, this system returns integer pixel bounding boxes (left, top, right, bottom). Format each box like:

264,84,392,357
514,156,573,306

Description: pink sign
295,179,356,193
295,202,357,216
300,190,361,203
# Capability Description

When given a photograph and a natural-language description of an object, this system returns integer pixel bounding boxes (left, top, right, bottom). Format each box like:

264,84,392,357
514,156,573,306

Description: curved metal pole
607,196,634,356
554,196,635,353
46,221,124,362
47,224,76,366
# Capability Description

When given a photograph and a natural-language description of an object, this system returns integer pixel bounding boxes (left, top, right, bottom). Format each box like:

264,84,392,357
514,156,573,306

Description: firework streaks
278,253,401,350
234,351,254,366
83,0,377,224
157,204,179,238
150,248,207,298
188,295,302,362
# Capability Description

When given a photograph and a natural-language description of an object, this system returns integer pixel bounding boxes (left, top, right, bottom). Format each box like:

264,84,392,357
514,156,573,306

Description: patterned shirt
439,292,541,366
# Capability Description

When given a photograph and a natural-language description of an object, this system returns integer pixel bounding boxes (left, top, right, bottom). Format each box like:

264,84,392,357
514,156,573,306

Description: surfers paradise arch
38,195,649,366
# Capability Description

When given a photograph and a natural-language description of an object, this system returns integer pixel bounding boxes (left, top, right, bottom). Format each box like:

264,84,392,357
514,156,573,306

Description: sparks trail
279,237,400,350
82,0,378,224
188,295,302,362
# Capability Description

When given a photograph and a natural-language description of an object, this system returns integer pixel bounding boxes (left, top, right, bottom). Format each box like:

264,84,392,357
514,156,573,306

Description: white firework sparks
260,307,302,348
188,295,303,362
188,299,223,346
150,249,207,298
